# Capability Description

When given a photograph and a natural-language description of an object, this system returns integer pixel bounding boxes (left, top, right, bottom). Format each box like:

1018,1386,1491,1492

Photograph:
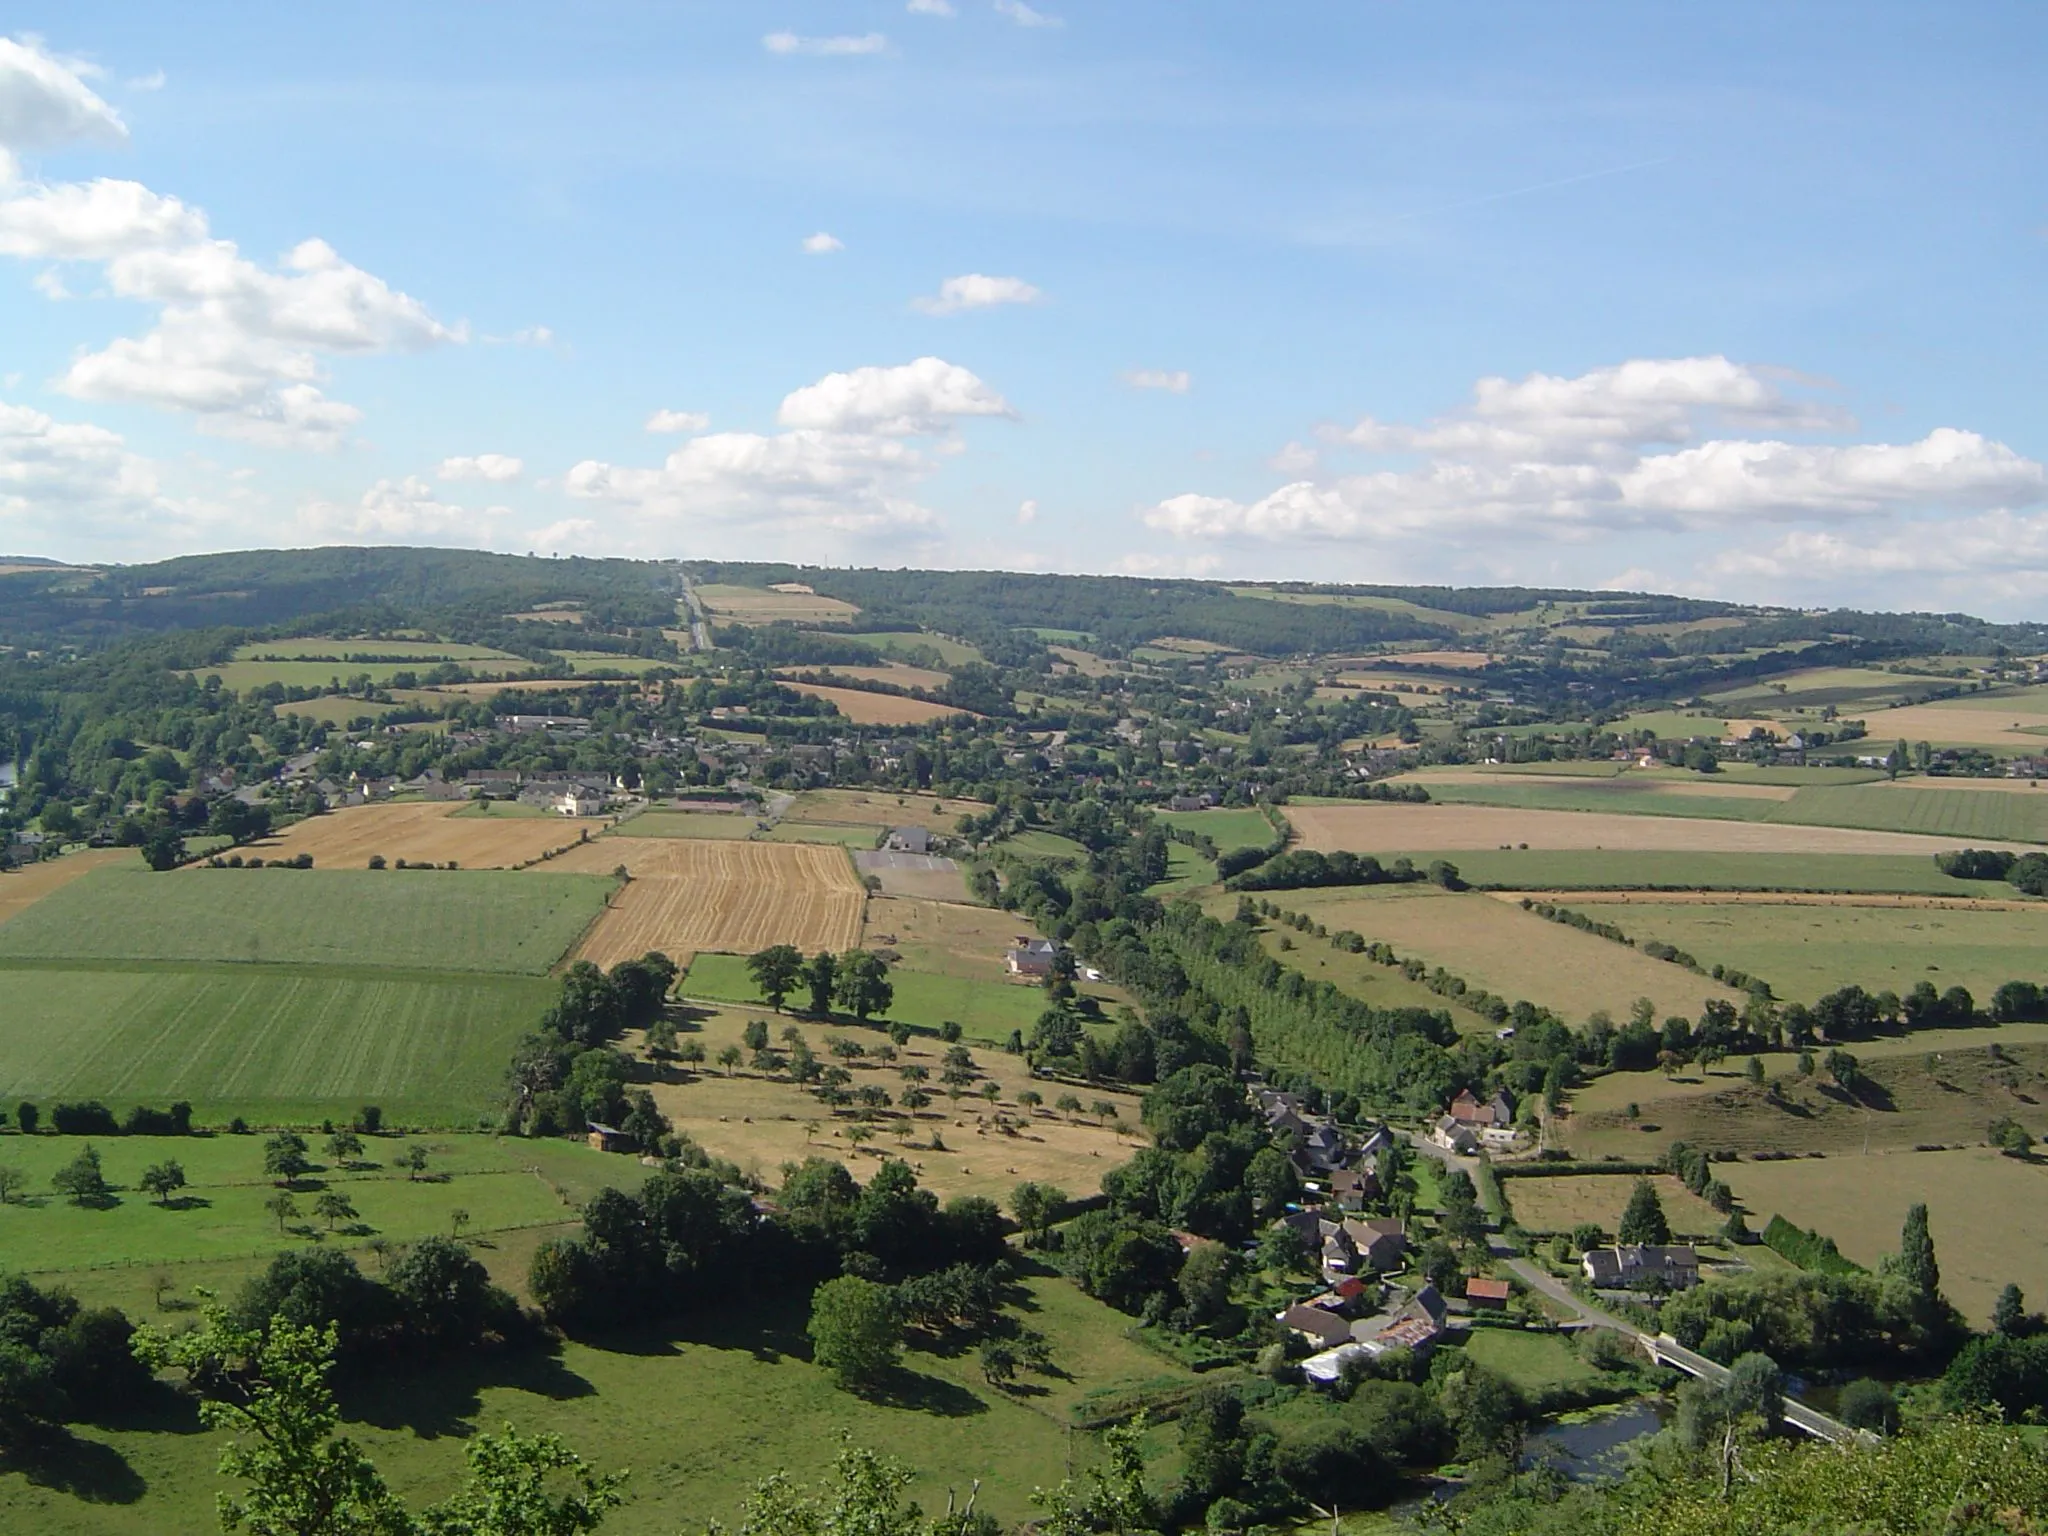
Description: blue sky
1,3,2044,611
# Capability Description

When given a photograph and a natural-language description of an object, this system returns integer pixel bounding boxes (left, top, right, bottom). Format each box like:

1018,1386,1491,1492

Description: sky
0,2,2044,613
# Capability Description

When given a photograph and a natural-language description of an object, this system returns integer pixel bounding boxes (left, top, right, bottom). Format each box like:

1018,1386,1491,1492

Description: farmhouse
885,825,932,854
555,787,604,816
1583,1243,1701,1291
1006,937,1057,978
1279,1302,1354,1350
1432,1116,1481,1155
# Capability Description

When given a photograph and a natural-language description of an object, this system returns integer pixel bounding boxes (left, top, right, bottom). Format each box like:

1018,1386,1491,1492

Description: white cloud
762,32,888,56
1268,441,1318,475
438,453,523,483
566,358,1016,552
1141,357,2047,548
1017,498,1039,525
125,70,166,92
299,476,508,540
30,265,66,298
1711,510,2048,591
0,396,189,548
483,323,553,346
993,0,1062,27
645,408,709,433
801,231,844,254
1115,551,1223,577
911,272,1043,315
531,517,600,552
0,37,126,158
777,356,1014,435
907,0,956,14
1123,369,1190,394
0,178,205,259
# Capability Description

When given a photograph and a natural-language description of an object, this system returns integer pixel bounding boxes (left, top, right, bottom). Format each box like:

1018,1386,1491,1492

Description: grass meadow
1149,806,1277,850
1599,900,2048,1003
681,952,1052,1043
1498,1173,1725,1238
1406,849,1996,895
1773,783,2048,843
0,867,610,974
1719,1148,2048,1325
1150,842,1218,893
0,965,551,1126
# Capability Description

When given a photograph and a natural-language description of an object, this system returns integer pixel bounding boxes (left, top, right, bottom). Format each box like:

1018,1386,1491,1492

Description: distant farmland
243,799,609,868
0,867,611,974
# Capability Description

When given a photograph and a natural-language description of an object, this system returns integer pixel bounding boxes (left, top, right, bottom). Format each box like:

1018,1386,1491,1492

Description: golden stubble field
1280,884,1744,1023
694,583,861,624
239,800,607,869
553,838,865,966
639,1007,1144,1204
777,682,976,726
784,788,989,832
1721,1148,2048,1325
1286,801,2021,855
1502,1173,1725,1238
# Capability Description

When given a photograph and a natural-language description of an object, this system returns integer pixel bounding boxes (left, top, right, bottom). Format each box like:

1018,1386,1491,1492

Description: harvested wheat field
0,848,139,926
784,788,989,832
695,582,861,624
563,839,864,967
1501,1173,1725,1239
238,801,606,869
1287,802,2026,856
777,682,975,725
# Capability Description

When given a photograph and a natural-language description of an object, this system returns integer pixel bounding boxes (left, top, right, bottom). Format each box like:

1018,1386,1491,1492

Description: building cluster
1430,1087,1520,1154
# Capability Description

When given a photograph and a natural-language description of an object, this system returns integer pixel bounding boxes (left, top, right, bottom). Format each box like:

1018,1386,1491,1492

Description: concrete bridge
1643,1333,1869,1444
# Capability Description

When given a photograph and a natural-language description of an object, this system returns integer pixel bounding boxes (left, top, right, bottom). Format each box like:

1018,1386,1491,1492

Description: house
885,825,932,855
1297,1121,1346,1174
556,787,604,817
1279,1303,1355,1351
1006,937,1057,978
586,1123,632,1153
1432,1116,1480,1155
1465,1277,1512,1311
1342,1216,1407,1272
1327,1167,1376,1210
1167,793,1214,813
1582,1244,1701,1291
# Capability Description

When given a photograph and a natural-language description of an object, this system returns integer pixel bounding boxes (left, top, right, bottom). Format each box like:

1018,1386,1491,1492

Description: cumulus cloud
911,272,1042,315
299,475,508,540
1711,509,2048,596
565,358,1015,551
438,453,523,483
993,0,1062,26
1017,498,1038,525
0,397,189,548
645,408,709,433
763,32,888,56
907,0,956,14
0,37,127,161
1141,357,2047,549
1268,440,1318,475
801,231,844,254
0,41,460,449
1123,369,1190,394
777,356,1014,435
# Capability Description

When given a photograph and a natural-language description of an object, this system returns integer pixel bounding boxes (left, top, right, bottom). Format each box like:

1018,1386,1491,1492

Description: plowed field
558,839,865,965
239,800,607,868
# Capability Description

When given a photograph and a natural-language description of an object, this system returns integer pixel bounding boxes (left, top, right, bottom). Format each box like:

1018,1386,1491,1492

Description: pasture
242,800,609,869
1774,782,2048,843
0,867,610,975
1400,849,1994,895
1498,1173,1725,1239
1284,801,2024,856
1150,806,1277,849
777,682,974,725
1720,1149,2048,1325
681,952,1049,1044
1844,692,2048,750
0,965,550,1126
555,839,865,966
832,629,984,667
1565,1041,2048,1162
694,581,861,623
1408,777,1788,821
783,788,986,832
1211,915,1502,1032
1151,842,1218,892
641,1005,1143,1202
1596,900,2048,1003
1267,885,1744,1024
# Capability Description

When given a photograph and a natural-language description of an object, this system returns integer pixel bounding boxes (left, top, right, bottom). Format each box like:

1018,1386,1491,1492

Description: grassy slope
1150,842,1219,893
681,952,1051,1043
0,965,551,1125
0,868,609,975
1150,807,1276,849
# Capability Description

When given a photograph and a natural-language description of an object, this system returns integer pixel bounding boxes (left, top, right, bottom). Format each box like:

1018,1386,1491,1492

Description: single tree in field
402,1144,431,1182
979,1339,1018,1388
314,1191,357,1231
743,1017,770,1052
845,1124,876,1153
833,950,894,1024
1896,1201,1941,1303
1056,1093,1083,1122
1618,1178,1671,1246
265,1190,300,1234
264,1132,311,1187
716,1044,742,1076
747,944,805,1011
450,1208,471,1239
899,1087,931,1114
52,1144,109,1206
325,1129,363,1167
1091,1099,1117,1123
0,1164,25,1205
642,1016,677,1058
1018,1089,1043,1114
675,1039,706,1066
140,1159,188,1206
980,1081,1000,1104
807,1276,901,1390
803,950,839,1017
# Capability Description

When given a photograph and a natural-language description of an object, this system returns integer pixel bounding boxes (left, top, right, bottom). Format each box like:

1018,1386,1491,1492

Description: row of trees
745,944,894,1022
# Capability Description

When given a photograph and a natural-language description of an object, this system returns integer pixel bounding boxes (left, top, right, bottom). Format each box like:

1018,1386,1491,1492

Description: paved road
678,572,712,651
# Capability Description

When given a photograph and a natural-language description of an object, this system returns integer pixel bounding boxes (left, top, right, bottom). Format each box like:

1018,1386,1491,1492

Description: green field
1418,778,1775,821
233,638,521,662
760,821,883,847
1403,850,1996,895
0,965,551,1126
619,810,759,839
832,630,983,666
1600,901,2048,1003
997,830,1092,862
194,659,528,691
682,953,1054,1043
1150,842,1218,893
1772,785,2048,844
0,868,609,975
1150,806,1277,849
1456,1328,1612,1399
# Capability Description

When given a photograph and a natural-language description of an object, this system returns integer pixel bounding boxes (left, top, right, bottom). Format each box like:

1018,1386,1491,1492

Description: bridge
1643,1333,1869,1444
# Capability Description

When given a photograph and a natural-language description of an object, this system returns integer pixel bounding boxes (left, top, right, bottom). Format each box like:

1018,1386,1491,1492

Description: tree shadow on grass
857,1366,989,1418
156,1194,213,1211
338,1340,597,1441
0,1428,147,1505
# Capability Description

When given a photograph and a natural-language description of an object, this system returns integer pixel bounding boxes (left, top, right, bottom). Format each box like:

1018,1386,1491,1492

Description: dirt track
1286,802,2029,855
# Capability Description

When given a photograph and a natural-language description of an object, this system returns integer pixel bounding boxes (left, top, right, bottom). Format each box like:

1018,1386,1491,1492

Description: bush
49,1101,119,1137
1838,1377,1899,1434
